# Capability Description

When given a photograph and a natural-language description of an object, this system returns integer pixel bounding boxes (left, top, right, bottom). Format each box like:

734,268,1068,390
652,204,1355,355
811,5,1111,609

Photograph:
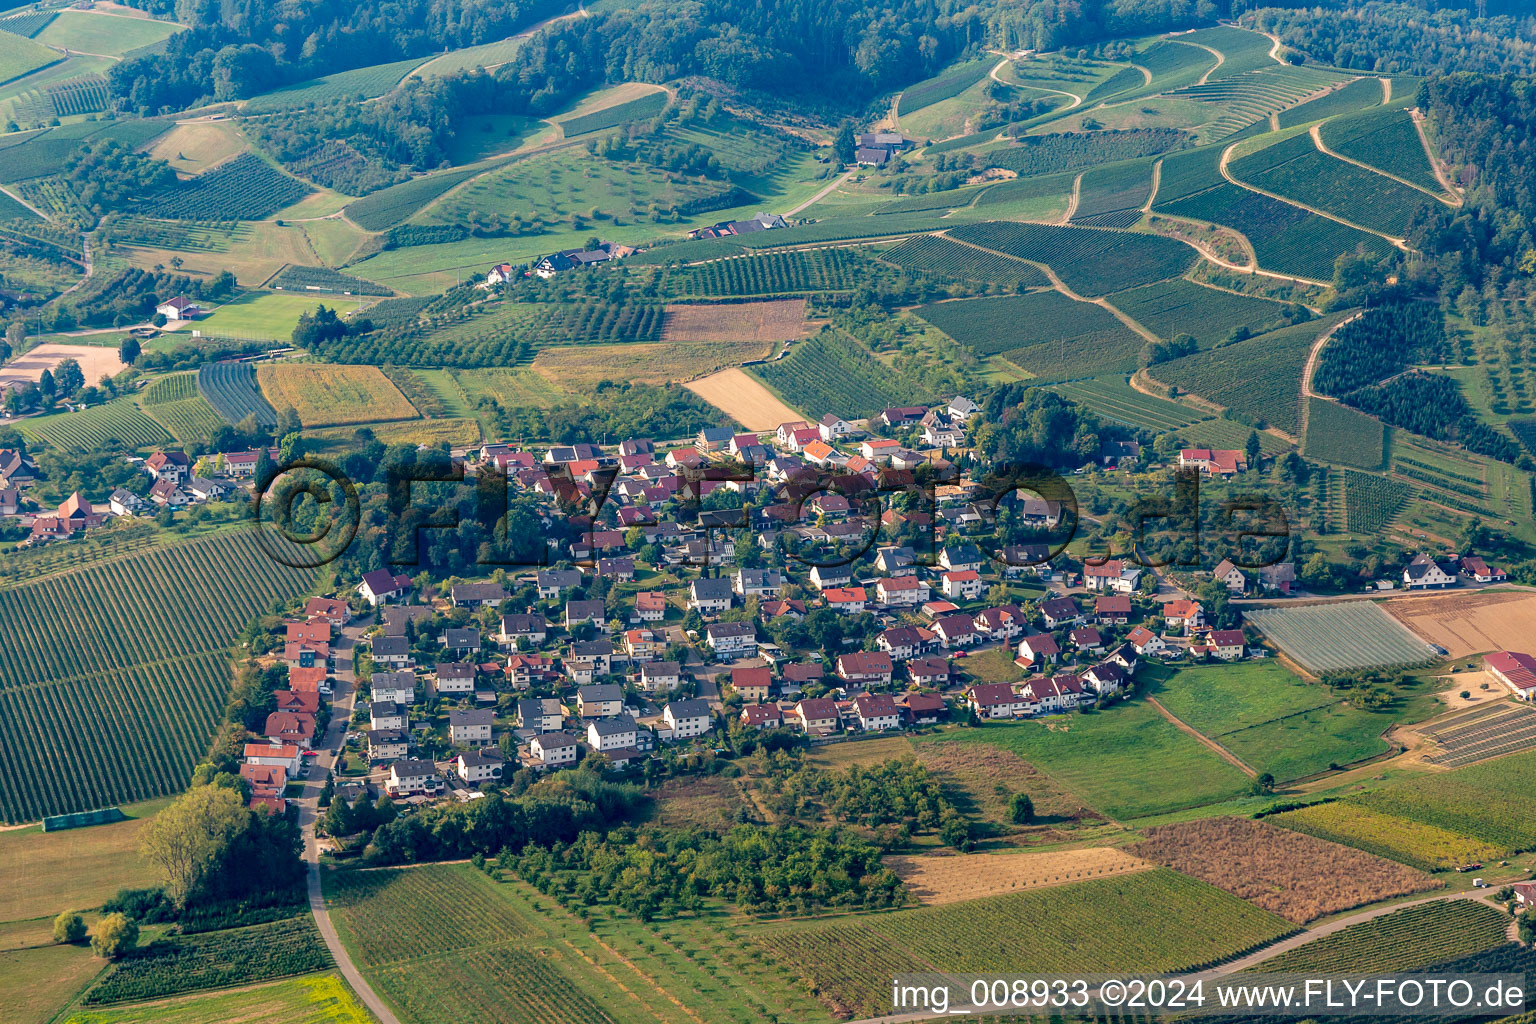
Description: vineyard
667,247,865,296
0,531,317,821
1419,700,1536,768
1166,64,1348,139
1182,25,1279,79
0,120,169,184
1342,468,1411,532
877,234,1048,287
18,396,171,451
897,58,993,115
1242,601,1435,674
1083,65,1146,103
142,372,230,442
0,26,58,84
1250,900,1508,973
1153,143,1226,205
198,361,278,428
1319,105,1446,195
255,363,420,428
981,128,1191,179
918,291,1143,380
343,164,487,231
1050,377,1199,430
754,870,1294,1017
141,154,310,221
271,265,392,296
370,944,622,1024
43,74,111,117
1303,398,1385,469
0,9,57,36
1134,39,1219,93
1150,318,1326,434
558,90,669,137
946,220,1195,296
83,918,331,1004
1270,800,1503,871
1275,77,1383,129
243,55,432,112
1107,278,1290,347
1069,159,1154,229
750,332,929,418
327,866,538,968
1351,751,1536,853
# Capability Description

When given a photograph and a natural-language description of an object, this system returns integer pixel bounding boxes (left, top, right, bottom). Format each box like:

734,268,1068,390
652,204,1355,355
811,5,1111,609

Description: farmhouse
1178,448,1247,477
1404,554,1459,590
1487,651,1536,699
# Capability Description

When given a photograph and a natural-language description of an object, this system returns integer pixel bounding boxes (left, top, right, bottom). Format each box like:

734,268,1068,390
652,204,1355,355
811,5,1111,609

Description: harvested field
685,367,805,429
887,847,1150,905
532,339,772,389
1383,590,1536,660
1127,816,1438,923
255,363,418,428
914,739,1101,828
0,343,124,389
661,299,818,344
147,119,248,176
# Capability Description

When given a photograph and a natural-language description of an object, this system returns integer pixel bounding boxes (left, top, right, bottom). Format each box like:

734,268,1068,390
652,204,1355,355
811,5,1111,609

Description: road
295,624,404,1024
787,169,855,217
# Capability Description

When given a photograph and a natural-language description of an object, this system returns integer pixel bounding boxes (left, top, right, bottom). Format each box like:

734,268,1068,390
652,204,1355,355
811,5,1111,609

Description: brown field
0,344,124,389
148,119,248,177
1128,816,1438,923
531,338,772,389
121,222,318,286
645,775,741,831
1383,590,1536,659
661,299,819,344
684,366,805,429
308,416,481,447
915,740,1104,831
807,735,916,768
888,847,1151,905
256,363,419,428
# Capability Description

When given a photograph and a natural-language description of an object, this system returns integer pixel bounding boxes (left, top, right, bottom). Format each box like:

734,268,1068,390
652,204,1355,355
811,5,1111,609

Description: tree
120,336,141,365
1244,430,1262,467
1009,792,1034,824
54,358,84,397
52,910,86,944
1519,909,1536,945
90,913,138,959
1251,772,1275,795
37,368,55,398
276,405,301,437
138,785,249,906
278,431,304,466
833,120,856,164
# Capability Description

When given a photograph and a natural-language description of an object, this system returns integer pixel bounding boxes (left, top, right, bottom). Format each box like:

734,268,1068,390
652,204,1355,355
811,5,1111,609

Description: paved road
297,624,404,1024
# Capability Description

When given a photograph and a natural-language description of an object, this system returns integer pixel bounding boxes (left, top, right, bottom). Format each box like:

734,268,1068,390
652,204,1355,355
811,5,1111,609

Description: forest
1344,372,1521,463
1312,302,1447,398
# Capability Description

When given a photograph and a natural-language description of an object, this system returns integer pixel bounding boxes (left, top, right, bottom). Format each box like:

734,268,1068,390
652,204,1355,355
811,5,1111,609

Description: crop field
0,119,168,184
750,332,928,418
1150,317,1328,434
243,55,432,112
256,363,419,428
532,337,767,390
34,10,181,57
1107,278,1289,346
1167,64,1347,138
437,366,565,412
84,918,331,1004
1276,76,1384,129
1128,817,1436,923
1069,159,1153,229
667,247,865,296
344,163,487,230
1083,64,1145,103
1416,699,1536,769
147,118,248,175
918,290,1143,380
558,88,668,137
0,9,57,36
360,299,666,367
1049,376,1199,430
946,220,1195,296
1270,800,1503,871
0,805,160,925
1320,105,1446,195
1152,662,1392,782
887,848,1151,905
982,128,1191,178
1242,601,1436,674
1350,749,1536,853
0,28,58,84
684,367,803,429
60,975,375,1024
0,531,317,821
1251,900,1508,974
877,234,1048,287
1230,131,1437,237
141,154,310,221
18,396,171,450
197,361,277,427
271,265,391,296
1153,142,1226,205
308,416,481,448
1135,39,1220,92
1303,398,1385,469
1182,26,1279,80
195,292,364,341
141,372,229,441
870,184,988,214
1382,590,1536,661
41,73,110,116
661,299,814,343
755,870,1293,1018
327,865,540,966
414,37,531,77
897,57,993,115
1342,468,1412,533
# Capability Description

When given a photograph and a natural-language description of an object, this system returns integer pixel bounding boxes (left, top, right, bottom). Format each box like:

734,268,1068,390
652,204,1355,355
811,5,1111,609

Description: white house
530,731,579,766
1404,554,1458,590
243,741,300,776
705,621,756,660
386,760,443,796
853,693,901,732
587,715,639,752
638,660,682,693
457,748,505,784
370,671,417,705
940,570,984,601
664,699,712,739
448,708,494,745
358,569,412,606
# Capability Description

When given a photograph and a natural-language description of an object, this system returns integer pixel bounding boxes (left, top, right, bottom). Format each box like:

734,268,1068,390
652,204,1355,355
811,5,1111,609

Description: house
530,731,579,767
367,729,409,762
535,568,582,600
386,760,443,797
534,246,615,278
448,708,494,745
186,477,233,502
597,556,636,581
371,671,417,705
878,625,934,661
1162,600,1204,634
879,406,927,428
484,262,515,287
907,655,950,688
1069,627,1103,651
696,426,734,452
240,763,287,800
517,697,564,732
900,692,947,725
0,448,37,487
443,628,481,655
1486,651,1536,699
783,662,824,689
1126,626,1170,657
705,621,756,660
634,591,668,622
933,613,978,648
155,296,201,320
760,598,807,622
1212,559,1248,595
875,546,917,576
741,703,784,728
939,544,983,573
639,660,682,693
689,577,734,614
853,693,901,731
457,748,505,784
434,662,476,695
1179,448,1248,477
1018,674,1083,715
823,586,868,614
1095,595,1132,624
450,582,508,608
664,699,712,739
499,613,548,646
369,700,405,731
243,741,301,775
577,683,625,718
808,564,852,591
968,682,1029,719
1084,662,1127,696
505,653,557,689
587,715,640,752
1259,562,1298,594
108,488,147,517
940,570,984,601
1084,559,1141,594
818,413,858,442
275,690,320,715
565,599,606,629
624,628,664,661
305,597,350,629
358,569,412,606
1207,629,1247,661
148,478,188,507
1017,633,1060,666
1403,553,1459,590
1039,597,1083,630
734,568,786,598
263,711,315,748
730,665,772,702
568,639,613,675
1457,555,1506,583
370,636,411,668
687,212,787,239
794,697,840,735
837,650,894,687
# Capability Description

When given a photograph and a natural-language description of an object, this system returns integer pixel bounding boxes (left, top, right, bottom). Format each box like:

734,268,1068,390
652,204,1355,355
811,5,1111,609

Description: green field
189,292,364,341
83,918,331,1005
1050,376,1200,430
59,975,375,1024
1107,278,1291,347
756,869,1293,1017
0,531,316,821
1343,468,1412,532
1276,77,1384,129
0,27,59,84
243,55,432,112
1151,317,1332,434
1069,158,1154,229
18,396,171,451
1320,105,1447,195
878,234,1049,287
1350,750,1536,853
1303,397,1386,469
557,89,668,136
1242,601,1434,675
1251,900,1508,973
141,372,229,442
897,57,993,115
667,246,866,296
917,290,1144,380
946,220,1195,296
33,11,182,57
1270,800,1504,871
750,332,929,419
925,698,1254,820
1180,25,1278,80
343,164,489,231
1165,64,1348,139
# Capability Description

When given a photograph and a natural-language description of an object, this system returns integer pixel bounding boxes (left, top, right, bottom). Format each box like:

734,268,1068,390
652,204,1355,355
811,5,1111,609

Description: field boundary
1145,696,1258,777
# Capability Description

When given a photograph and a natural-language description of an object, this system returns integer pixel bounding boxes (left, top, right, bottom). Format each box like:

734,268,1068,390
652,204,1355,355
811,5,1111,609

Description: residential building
730,665,772,702
530,732,578,766
968,683,1028,719
853,693,901,731
837,650,894,687
794,697,840,735
587,715,639,752
517,697,564,732
457,748,505,784
448,708,494,745
664,699,712,739
358,569,412,606
577,683,625,717
639,660,682,693
705,621,756,659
